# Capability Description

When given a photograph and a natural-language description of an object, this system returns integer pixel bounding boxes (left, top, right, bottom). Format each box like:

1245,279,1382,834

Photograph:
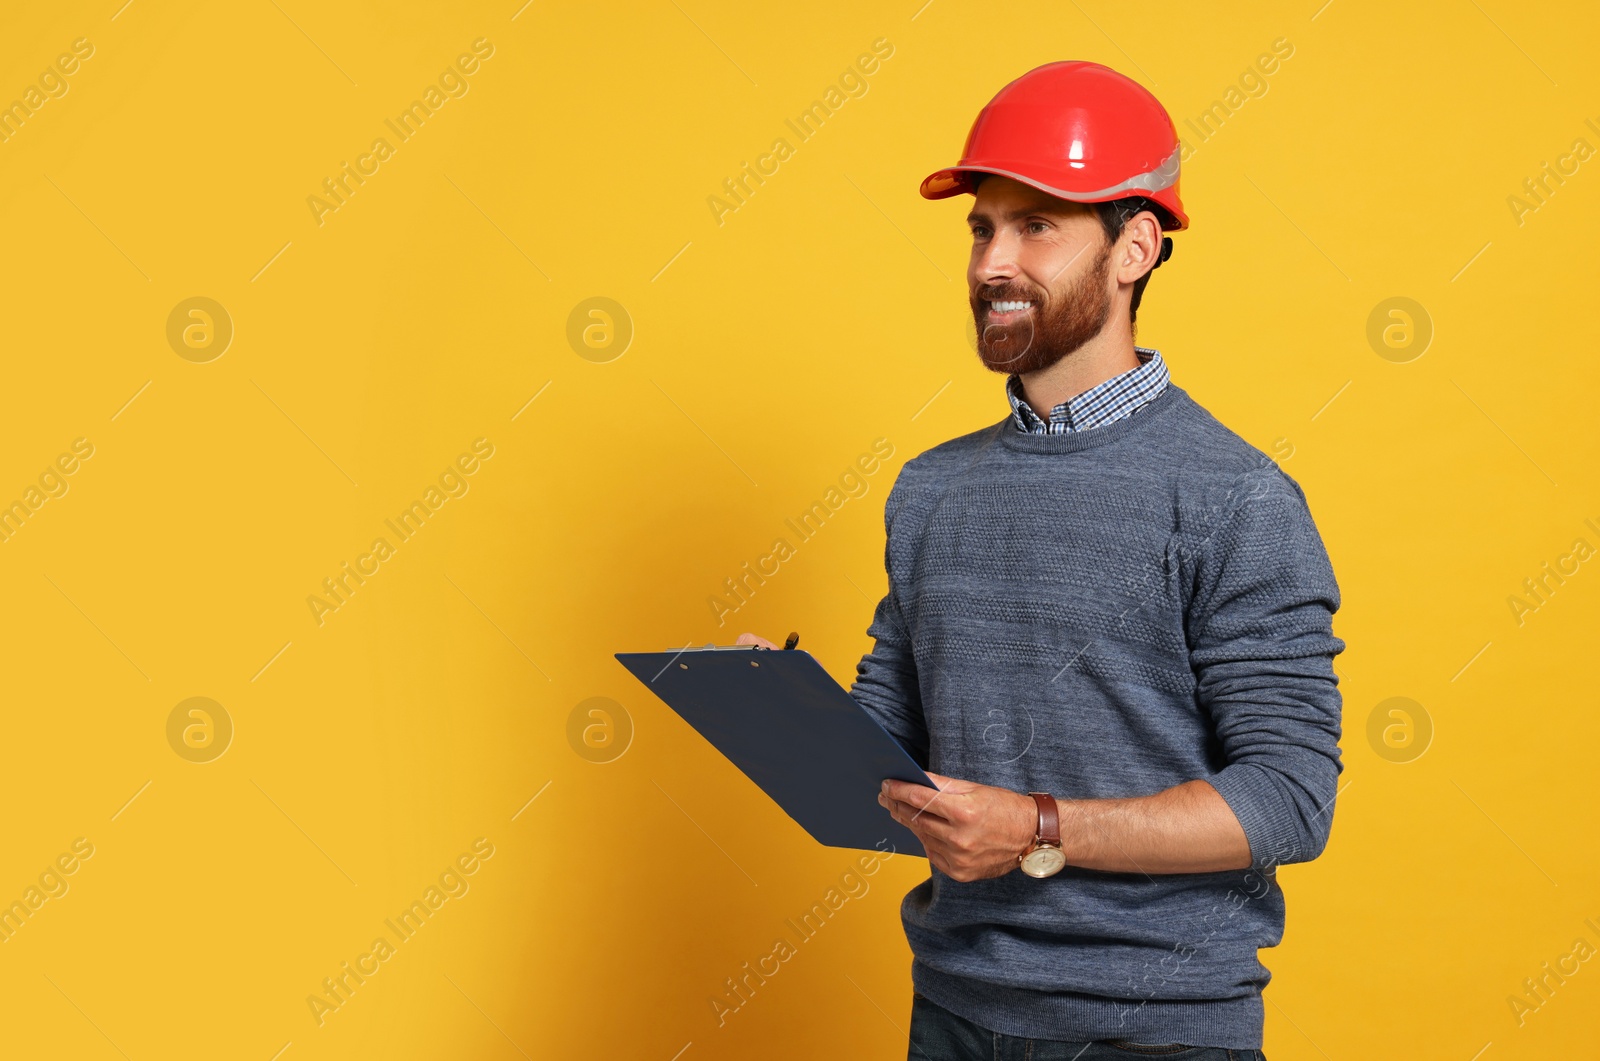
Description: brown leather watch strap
1028,792,1060,845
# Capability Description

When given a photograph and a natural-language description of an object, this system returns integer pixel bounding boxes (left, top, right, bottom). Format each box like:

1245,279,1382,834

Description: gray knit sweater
849,380,1344,1050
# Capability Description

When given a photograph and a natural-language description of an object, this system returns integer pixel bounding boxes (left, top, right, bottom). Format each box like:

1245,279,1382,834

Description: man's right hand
734,632,780,650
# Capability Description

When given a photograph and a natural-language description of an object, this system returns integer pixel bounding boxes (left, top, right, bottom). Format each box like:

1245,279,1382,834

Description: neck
1016,323,1139,419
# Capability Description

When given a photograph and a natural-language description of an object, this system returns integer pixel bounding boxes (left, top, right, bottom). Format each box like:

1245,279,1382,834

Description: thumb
734,632,780,649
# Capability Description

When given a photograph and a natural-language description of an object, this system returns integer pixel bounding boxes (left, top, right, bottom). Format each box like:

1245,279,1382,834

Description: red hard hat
920,61,1188,231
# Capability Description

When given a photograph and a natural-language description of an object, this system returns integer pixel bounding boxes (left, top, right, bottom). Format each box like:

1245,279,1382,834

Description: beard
970,238,1115,375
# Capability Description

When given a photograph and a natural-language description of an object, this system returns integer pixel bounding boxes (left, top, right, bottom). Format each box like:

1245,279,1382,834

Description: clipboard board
615,646,933,858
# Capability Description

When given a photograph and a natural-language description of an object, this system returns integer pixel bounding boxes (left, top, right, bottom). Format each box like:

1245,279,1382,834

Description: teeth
991,300,1033,312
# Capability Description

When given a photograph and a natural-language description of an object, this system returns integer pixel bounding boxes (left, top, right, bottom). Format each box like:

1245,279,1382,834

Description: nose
971,229,1021,291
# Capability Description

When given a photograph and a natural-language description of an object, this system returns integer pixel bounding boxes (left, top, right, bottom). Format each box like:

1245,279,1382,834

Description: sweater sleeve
849,470,930,770
1186,470,1345,871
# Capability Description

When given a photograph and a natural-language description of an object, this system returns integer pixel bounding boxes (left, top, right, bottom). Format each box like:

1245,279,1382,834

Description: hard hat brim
919,162,1189,232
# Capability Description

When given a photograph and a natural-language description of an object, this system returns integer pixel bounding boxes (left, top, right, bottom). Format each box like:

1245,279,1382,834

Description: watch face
1021,846,1067,877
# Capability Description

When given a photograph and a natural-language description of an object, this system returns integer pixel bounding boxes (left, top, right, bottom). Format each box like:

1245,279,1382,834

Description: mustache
974,284,1044,304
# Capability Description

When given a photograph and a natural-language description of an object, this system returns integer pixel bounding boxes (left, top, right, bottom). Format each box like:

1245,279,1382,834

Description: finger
882,790,953,826
734,632,779,649
882,780,950,814
879,794,918,830
920,771,976,795
891,782,968,830
885,796,955,844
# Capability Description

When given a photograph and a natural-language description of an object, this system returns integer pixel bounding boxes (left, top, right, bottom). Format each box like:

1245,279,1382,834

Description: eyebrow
966,202,1067,225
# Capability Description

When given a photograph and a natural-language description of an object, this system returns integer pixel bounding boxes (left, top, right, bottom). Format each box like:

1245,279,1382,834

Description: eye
1027,220,1050,234
970,225,991,239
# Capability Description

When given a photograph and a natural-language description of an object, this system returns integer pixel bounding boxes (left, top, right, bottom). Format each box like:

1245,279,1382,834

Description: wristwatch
1018,792,1067,878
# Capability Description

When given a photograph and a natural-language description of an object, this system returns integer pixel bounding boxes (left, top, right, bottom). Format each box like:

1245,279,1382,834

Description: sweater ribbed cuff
1204,762,1303,871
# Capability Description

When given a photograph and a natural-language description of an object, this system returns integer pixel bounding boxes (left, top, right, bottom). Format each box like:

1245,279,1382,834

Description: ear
1115,210,1164,285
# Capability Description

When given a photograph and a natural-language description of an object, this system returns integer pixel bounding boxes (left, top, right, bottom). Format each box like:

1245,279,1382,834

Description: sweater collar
995,379,1189,455
1005,346,1168,434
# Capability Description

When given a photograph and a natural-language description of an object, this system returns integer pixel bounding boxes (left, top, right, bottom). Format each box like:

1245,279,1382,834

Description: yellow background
2,0,1597,1057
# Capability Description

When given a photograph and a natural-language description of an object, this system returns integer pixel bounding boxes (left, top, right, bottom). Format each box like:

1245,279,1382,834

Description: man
742,61,1342,1058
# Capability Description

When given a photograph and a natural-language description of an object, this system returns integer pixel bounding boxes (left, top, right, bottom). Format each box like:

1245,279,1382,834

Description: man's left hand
878,773,1040,882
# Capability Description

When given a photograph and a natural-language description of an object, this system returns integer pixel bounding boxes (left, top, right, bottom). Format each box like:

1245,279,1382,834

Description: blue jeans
908,992,1266,1061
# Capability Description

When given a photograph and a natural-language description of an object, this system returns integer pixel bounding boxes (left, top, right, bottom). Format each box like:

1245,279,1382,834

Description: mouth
983,299,1036,325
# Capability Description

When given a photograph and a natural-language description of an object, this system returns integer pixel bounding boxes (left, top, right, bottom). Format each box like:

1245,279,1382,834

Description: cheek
1042,241,1089,280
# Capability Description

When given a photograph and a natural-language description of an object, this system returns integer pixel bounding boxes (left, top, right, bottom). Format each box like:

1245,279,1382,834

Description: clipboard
615,645,933,858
